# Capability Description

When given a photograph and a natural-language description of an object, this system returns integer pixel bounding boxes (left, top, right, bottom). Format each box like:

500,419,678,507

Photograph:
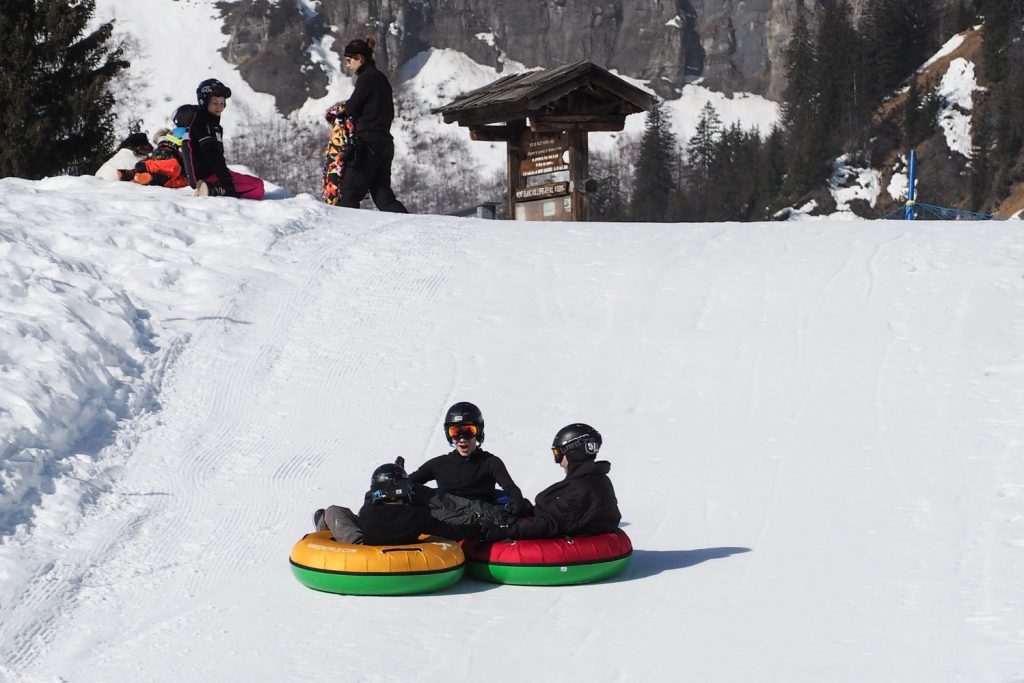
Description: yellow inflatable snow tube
289,530,465,595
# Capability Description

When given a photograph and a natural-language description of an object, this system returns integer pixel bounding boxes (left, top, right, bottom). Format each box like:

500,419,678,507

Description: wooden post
505,119,526,220
568,129,589,221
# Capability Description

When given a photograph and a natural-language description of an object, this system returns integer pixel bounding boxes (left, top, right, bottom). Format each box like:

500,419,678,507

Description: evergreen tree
588,150,629,222
814,0,859,154
686,101,722,219
903,77,941,149
0,0,128,179
969,101,993,211
869,0,937,93
758,127,788,217
904,0,939,72
866,0,904,92
780,12,823,197
980,0,1015,82
1000,20,1024,167
952,0,978,34
977,0,1024,203
853,0,886,145
629,99,677,222
709,124,758,220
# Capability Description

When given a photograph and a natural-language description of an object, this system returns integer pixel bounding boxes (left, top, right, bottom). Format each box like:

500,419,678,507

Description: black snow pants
338,133,408,213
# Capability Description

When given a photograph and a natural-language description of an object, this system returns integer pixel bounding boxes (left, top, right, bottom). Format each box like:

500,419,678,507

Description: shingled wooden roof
432,61,655,127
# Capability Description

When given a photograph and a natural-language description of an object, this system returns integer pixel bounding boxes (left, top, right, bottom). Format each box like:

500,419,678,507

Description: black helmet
118,132,152,154
196,78,232,106
172,104,197,128
369,463,412,504
444,401,484,444
551,423,602,464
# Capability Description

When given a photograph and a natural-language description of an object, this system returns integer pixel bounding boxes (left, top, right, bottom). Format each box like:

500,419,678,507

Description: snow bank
0,176,312,535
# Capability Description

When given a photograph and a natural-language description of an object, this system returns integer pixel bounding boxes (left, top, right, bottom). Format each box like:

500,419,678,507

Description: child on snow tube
482,423,621,542
313,458,487,545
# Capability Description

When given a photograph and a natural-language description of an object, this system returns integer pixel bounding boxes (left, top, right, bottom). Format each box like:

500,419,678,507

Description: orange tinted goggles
447,424,479,440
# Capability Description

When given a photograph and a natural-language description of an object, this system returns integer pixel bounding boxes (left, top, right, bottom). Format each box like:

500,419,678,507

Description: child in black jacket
314,460,484,545
409,402,532,526
176,78,265,200
485,423,621,541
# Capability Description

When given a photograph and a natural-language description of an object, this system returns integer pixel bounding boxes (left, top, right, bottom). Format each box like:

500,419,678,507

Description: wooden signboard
519,131,569,177
514,181,570,201
515,195,573,221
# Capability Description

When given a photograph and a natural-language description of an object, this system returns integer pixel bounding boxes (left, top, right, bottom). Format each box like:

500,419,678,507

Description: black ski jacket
508,460,621,539
409,449,526,506
180,106,236,195
344,60,395,138
357,488,481,545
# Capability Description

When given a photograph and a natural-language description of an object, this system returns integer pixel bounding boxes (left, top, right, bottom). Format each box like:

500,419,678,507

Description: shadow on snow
622,547,751,580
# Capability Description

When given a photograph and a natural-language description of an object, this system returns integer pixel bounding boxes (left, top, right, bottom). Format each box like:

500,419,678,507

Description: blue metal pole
905,148,917,220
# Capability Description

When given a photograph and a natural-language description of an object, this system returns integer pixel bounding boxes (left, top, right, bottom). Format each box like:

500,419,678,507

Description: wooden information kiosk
433,62,653,221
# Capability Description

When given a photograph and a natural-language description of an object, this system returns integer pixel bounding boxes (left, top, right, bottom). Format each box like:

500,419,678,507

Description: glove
483,523,513,543
209,182,238,198
340,142,356,163
395,456,405,468
325,103,345,123
134,161,148,172
509,498,534,517
116,169,135,181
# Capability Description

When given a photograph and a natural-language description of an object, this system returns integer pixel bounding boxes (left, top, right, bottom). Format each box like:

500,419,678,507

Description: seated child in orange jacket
117,128,188,189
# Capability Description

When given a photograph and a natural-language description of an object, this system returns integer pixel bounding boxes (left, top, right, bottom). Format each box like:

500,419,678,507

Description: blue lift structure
882,148,995,220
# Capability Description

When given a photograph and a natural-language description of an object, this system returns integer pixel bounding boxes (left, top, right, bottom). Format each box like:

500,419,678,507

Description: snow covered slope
1,176,1023,681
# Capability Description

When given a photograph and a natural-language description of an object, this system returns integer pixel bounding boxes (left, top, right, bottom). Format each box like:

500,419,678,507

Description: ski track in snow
5,215,464,676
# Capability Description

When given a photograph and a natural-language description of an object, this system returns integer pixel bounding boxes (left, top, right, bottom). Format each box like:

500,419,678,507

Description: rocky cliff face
219,0,970,114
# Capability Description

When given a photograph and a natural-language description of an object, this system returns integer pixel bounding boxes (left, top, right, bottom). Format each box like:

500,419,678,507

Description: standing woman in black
338,37,408,213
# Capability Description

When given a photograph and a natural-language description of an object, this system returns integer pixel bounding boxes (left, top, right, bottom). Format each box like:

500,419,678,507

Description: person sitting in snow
174,78,265,200
94,129,153,181
483,423,621,542
408,401,532,526
116,127,189,189
313,460,486,545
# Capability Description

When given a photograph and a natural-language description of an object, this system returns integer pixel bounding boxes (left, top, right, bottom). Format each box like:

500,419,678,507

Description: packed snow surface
1,177,1023,681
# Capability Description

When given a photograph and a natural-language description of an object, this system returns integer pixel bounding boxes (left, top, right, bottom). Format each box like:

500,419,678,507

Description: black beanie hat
344,37,375,59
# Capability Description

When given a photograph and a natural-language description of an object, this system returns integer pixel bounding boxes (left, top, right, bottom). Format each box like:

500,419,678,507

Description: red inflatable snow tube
462,529,632,586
